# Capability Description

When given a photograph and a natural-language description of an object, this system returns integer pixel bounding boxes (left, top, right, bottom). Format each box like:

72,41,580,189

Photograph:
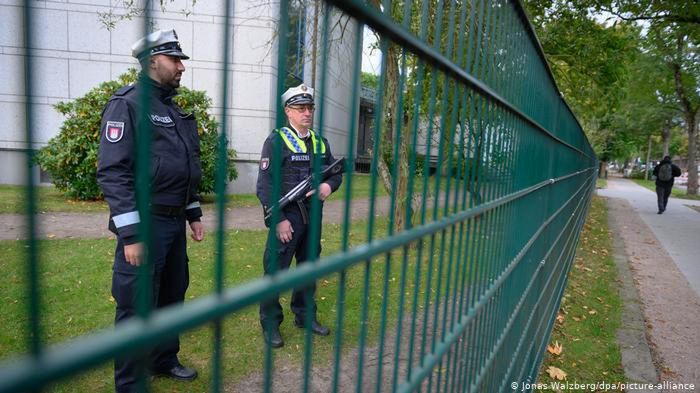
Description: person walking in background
97,29,204,392
255,84,343,348
652,155,681,214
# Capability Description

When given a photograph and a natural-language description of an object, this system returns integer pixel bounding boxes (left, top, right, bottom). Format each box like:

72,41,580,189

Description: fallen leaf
572,316,581,322
556,314,565,324
588,310,597,315
546,366,567,380
47,234,56,239
547,341,563,356
582,267,592,272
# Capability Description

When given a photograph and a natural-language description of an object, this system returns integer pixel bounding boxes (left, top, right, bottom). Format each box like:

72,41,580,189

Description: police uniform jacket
97,77,203,244
256,126,342,226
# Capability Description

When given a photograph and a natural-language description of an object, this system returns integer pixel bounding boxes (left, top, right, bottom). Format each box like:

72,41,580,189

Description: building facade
0,0,358,193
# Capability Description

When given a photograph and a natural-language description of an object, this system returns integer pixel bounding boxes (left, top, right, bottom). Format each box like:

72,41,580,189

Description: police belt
151,204,186,217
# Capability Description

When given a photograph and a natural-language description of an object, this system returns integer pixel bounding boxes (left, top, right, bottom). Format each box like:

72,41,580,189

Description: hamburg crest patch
105,121,125,143
260,158,270,171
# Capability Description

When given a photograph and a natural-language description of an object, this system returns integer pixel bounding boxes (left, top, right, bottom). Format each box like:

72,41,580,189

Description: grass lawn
537,195,625,386
596,178,607,189
0,182,610,392
0,214,462,392
631,179,700,201
0,185,110,214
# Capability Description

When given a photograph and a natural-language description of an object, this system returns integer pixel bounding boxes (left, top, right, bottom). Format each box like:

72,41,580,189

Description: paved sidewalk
598,178,700,297
599,178,700,388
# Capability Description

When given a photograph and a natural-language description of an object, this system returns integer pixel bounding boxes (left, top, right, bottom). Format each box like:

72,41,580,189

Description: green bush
627,168,651,179
36,69,237,200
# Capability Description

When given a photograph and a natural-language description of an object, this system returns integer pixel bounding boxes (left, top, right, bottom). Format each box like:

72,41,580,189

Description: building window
286,0,306,88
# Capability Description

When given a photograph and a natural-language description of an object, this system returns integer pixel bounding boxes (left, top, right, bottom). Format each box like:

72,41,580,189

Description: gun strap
296,200,309,225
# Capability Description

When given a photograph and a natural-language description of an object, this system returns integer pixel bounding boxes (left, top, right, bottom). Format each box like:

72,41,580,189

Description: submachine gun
264,157,345,223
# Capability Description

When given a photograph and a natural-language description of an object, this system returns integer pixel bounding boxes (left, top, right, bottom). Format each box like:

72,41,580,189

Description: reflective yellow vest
277,127,326,155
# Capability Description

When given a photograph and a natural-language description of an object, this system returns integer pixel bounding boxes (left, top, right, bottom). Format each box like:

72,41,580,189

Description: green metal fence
1,0,596,391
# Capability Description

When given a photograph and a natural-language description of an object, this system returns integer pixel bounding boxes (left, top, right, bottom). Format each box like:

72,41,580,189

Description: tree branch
598,6,700,25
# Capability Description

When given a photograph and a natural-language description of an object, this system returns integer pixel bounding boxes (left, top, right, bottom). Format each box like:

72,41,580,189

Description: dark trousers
656,182,673,212
112,215,189,393
260,207,322,328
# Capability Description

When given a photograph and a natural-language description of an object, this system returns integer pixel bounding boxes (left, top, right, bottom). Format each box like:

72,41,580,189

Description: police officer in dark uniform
97,29,204,392
256,84,342,348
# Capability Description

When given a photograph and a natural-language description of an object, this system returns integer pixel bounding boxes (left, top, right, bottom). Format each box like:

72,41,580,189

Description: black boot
294,318,330,336
263,326,284,348
152,362,198,381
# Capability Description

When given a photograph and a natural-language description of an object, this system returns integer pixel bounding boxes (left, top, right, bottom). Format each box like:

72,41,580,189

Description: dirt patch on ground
0,198,393,241
605,197,700,388
226,300,482,393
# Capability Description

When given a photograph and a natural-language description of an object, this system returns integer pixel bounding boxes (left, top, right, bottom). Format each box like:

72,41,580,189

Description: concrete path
598,178,700,298
0,197,393,241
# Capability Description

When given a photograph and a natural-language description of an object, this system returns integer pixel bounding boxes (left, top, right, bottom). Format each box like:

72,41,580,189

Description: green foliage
524,1,642,160
361,72,379,90
172,88,238,195
523,0,700,198
36,69,237,200
626,168,650,179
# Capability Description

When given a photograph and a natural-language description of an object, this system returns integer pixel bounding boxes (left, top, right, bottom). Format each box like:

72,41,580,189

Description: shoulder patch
105,121,125,143
260,158,270,171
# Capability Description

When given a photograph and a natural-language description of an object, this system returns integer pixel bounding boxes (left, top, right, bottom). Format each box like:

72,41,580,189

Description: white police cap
131,29,189,60
282,84,315,106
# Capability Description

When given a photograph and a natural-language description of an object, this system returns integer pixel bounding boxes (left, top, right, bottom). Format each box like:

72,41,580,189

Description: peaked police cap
131,29,190,60
282,84,315,106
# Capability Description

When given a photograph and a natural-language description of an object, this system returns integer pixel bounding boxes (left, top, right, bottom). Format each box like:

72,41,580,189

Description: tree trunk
687,115,698,195
671,55,699,196
598,161,607,178
661,122,671,157
644,134,652,180
371,37,414,231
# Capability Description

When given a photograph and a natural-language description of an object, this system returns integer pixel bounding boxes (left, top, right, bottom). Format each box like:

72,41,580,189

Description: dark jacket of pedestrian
653,156,681,187
652,156,681,214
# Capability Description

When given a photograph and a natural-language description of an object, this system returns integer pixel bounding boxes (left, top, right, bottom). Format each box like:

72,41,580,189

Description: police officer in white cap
97,29,203,392
255,84,343,348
